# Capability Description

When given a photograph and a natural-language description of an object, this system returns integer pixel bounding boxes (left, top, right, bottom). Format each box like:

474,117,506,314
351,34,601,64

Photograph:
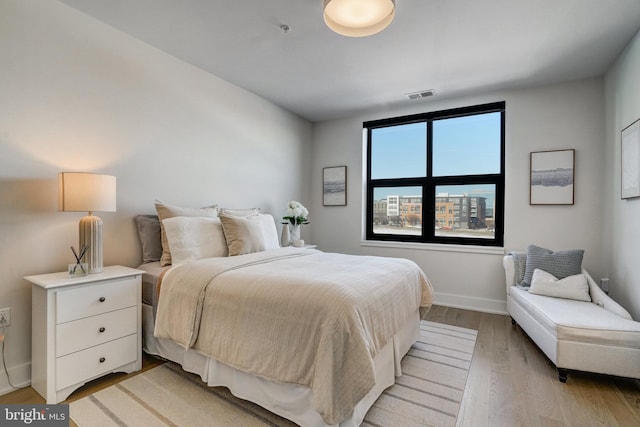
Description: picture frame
530,149,575,205
323,166,347,206
621,118,640,199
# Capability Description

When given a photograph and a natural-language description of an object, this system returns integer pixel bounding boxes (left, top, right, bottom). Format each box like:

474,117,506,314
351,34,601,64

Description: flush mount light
323,0,396,37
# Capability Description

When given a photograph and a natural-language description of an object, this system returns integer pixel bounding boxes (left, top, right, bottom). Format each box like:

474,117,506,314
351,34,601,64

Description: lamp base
79,214,103,274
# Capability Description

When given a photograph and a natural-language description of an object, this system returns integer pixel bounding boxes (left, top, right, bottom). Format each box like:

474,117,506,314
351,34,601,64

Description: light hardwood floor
425,305,640,427
2,306,639,426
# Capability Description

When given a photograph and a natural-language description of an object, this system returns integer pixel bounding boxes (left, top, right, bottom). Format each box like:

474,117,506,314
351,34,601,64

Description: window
365,102,505,246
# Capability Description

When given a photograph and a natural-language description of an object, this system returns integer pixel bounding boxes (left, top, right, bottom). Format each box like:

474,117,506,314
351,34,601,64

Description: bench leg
558,368,568,383
510,317,517,326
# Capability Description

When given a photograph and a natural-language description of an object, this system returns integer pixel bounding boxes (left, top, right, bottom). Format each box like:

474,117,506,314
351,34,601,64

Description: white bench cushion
510,287,640,348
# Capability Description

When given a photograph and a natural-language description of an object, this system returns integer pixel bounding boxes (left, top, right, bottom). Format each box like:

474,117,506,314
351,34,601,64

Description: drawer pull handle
99,327,106,333
99,297,106,303
99,357,106,363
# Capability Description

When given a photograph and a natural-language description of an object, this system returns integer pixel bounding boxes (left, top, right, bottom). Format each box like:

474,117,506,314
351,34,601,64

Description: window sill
360,239,505,255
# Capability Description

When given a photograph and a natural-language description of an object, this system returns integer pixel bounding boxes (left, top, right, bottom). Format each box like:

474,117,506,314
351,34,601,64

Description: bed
135,205,434,426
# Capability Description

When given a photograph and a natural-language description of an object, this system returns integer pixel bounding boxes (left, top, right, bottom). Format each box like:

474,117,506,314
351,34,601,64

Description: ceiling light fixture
323,0,396,37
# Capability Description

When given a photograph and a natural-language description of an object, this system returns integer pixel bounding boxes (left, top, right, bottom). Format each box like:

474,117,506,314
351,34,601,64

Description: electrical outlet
0,308,11,327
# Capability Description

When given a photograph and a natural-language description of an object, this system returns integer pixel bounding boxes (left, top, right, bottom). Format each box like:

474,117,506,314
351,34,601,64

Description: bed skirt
142,303,419,427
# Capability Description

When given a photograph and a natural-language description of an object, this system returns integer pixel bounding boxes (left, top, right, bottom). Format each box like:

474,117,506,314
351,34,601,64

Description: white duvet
154,247,433,424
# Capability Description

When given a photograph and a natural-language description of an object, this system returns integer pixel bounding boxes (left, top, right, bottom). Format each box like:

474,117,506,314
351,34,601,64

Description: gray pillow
522,245,584,286
135,215,162,263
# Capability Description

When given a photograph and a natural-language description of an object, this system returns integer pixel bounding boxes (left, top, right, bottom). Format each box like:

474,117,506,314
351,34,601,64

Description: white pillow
528,269,591,302
155,200,218,266
162,216,228,265
247,214,280,250
218,207,261,217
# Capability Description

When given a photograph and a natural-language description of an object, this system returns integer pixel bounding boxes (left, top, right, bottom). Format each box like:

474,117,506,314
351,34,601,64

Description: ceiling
59,0,640,122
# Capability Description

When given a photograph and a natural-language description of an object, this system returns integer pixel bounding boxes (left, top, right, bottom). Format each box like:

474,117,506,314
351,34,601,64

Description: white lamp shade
59,172,116,213
323,0,395,37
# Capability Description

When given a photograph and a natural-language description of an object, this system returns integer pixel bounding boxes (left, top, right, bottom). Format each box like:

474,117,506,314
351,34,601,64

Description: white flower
283,200,309,225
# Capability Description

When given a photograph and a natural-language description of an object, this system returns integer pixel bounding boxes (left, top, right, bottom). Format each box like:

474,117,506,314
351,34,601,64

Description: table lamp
58,172,116,274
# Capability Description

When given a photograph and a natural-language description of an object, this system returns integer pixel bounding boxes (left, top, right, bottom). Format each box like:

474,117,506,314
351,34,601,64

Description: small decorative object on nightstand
282,200,309,246
280,223,291,247
25,265,144,404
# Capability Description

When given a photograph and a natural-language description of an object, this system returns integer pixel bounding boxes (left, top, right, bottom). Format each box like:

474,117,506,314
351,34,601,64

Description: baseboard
434,291,507,315
0,361,31,396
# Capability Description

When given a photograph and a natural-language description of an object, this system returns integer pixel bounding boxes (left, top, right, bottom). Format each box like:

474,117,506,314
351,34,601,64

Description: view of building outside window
373,187,423,235
434,184,495,239
372,185,495,238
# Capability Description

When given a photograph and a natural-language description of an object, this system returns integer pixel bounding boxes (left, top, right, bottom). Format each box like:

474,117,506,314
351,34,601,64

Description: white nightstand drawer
56,334,137,391
56,277,137,324
56,306,137,357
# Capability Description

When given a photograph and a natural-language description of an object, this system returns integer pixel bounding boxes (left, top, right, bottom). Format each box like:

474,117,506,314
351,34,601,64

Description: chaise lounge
504,248,640,382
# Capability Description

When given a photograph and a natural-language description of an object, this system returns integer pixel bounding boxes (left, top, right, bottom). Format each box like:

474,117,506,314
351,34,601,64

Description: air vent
406,89,435,100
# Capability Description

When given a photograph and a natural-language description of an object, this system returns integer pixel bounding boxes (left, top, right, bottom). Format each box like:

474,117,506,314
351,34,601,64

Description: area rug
70,321,477,427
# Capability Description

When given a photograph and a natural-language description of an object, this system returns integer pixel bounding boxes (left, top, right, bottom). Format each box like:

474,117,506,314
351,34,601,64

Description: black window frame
364,101,505,247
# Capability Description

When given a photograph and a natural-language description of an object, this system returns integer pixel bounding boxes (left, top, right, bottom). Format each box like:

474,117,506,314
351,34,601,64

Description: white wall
310,78,605,313
604,29,640,319
0,0,312,393
1,0,632,398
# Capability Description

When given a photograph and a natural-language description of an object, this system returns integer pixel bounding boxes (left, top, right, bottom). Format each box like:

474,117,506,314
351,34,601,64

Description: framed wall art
621,118,640,199
530,149,575,205
323,166,347,206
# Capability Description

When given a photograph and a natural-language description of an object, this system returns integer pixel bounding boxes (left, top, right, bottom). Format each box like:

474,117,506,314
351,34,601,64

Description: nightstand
25,265,144,404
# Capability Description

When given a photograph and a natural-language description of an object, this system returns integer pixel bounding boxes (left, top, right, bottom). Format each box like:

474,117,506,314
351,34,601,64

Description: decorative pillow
218,207,261,217
521,245,584,286
134,215,162,263
162,217,228,265
155,201,218,266
508,251,527,286
248,213,280,250
219,213,266,256
529,269,591,302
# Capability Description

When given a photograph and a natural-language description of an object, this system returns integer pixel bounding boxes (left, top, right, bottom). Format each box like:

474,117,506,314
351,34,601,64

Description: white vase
289,224,301,243
281,223,291,247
